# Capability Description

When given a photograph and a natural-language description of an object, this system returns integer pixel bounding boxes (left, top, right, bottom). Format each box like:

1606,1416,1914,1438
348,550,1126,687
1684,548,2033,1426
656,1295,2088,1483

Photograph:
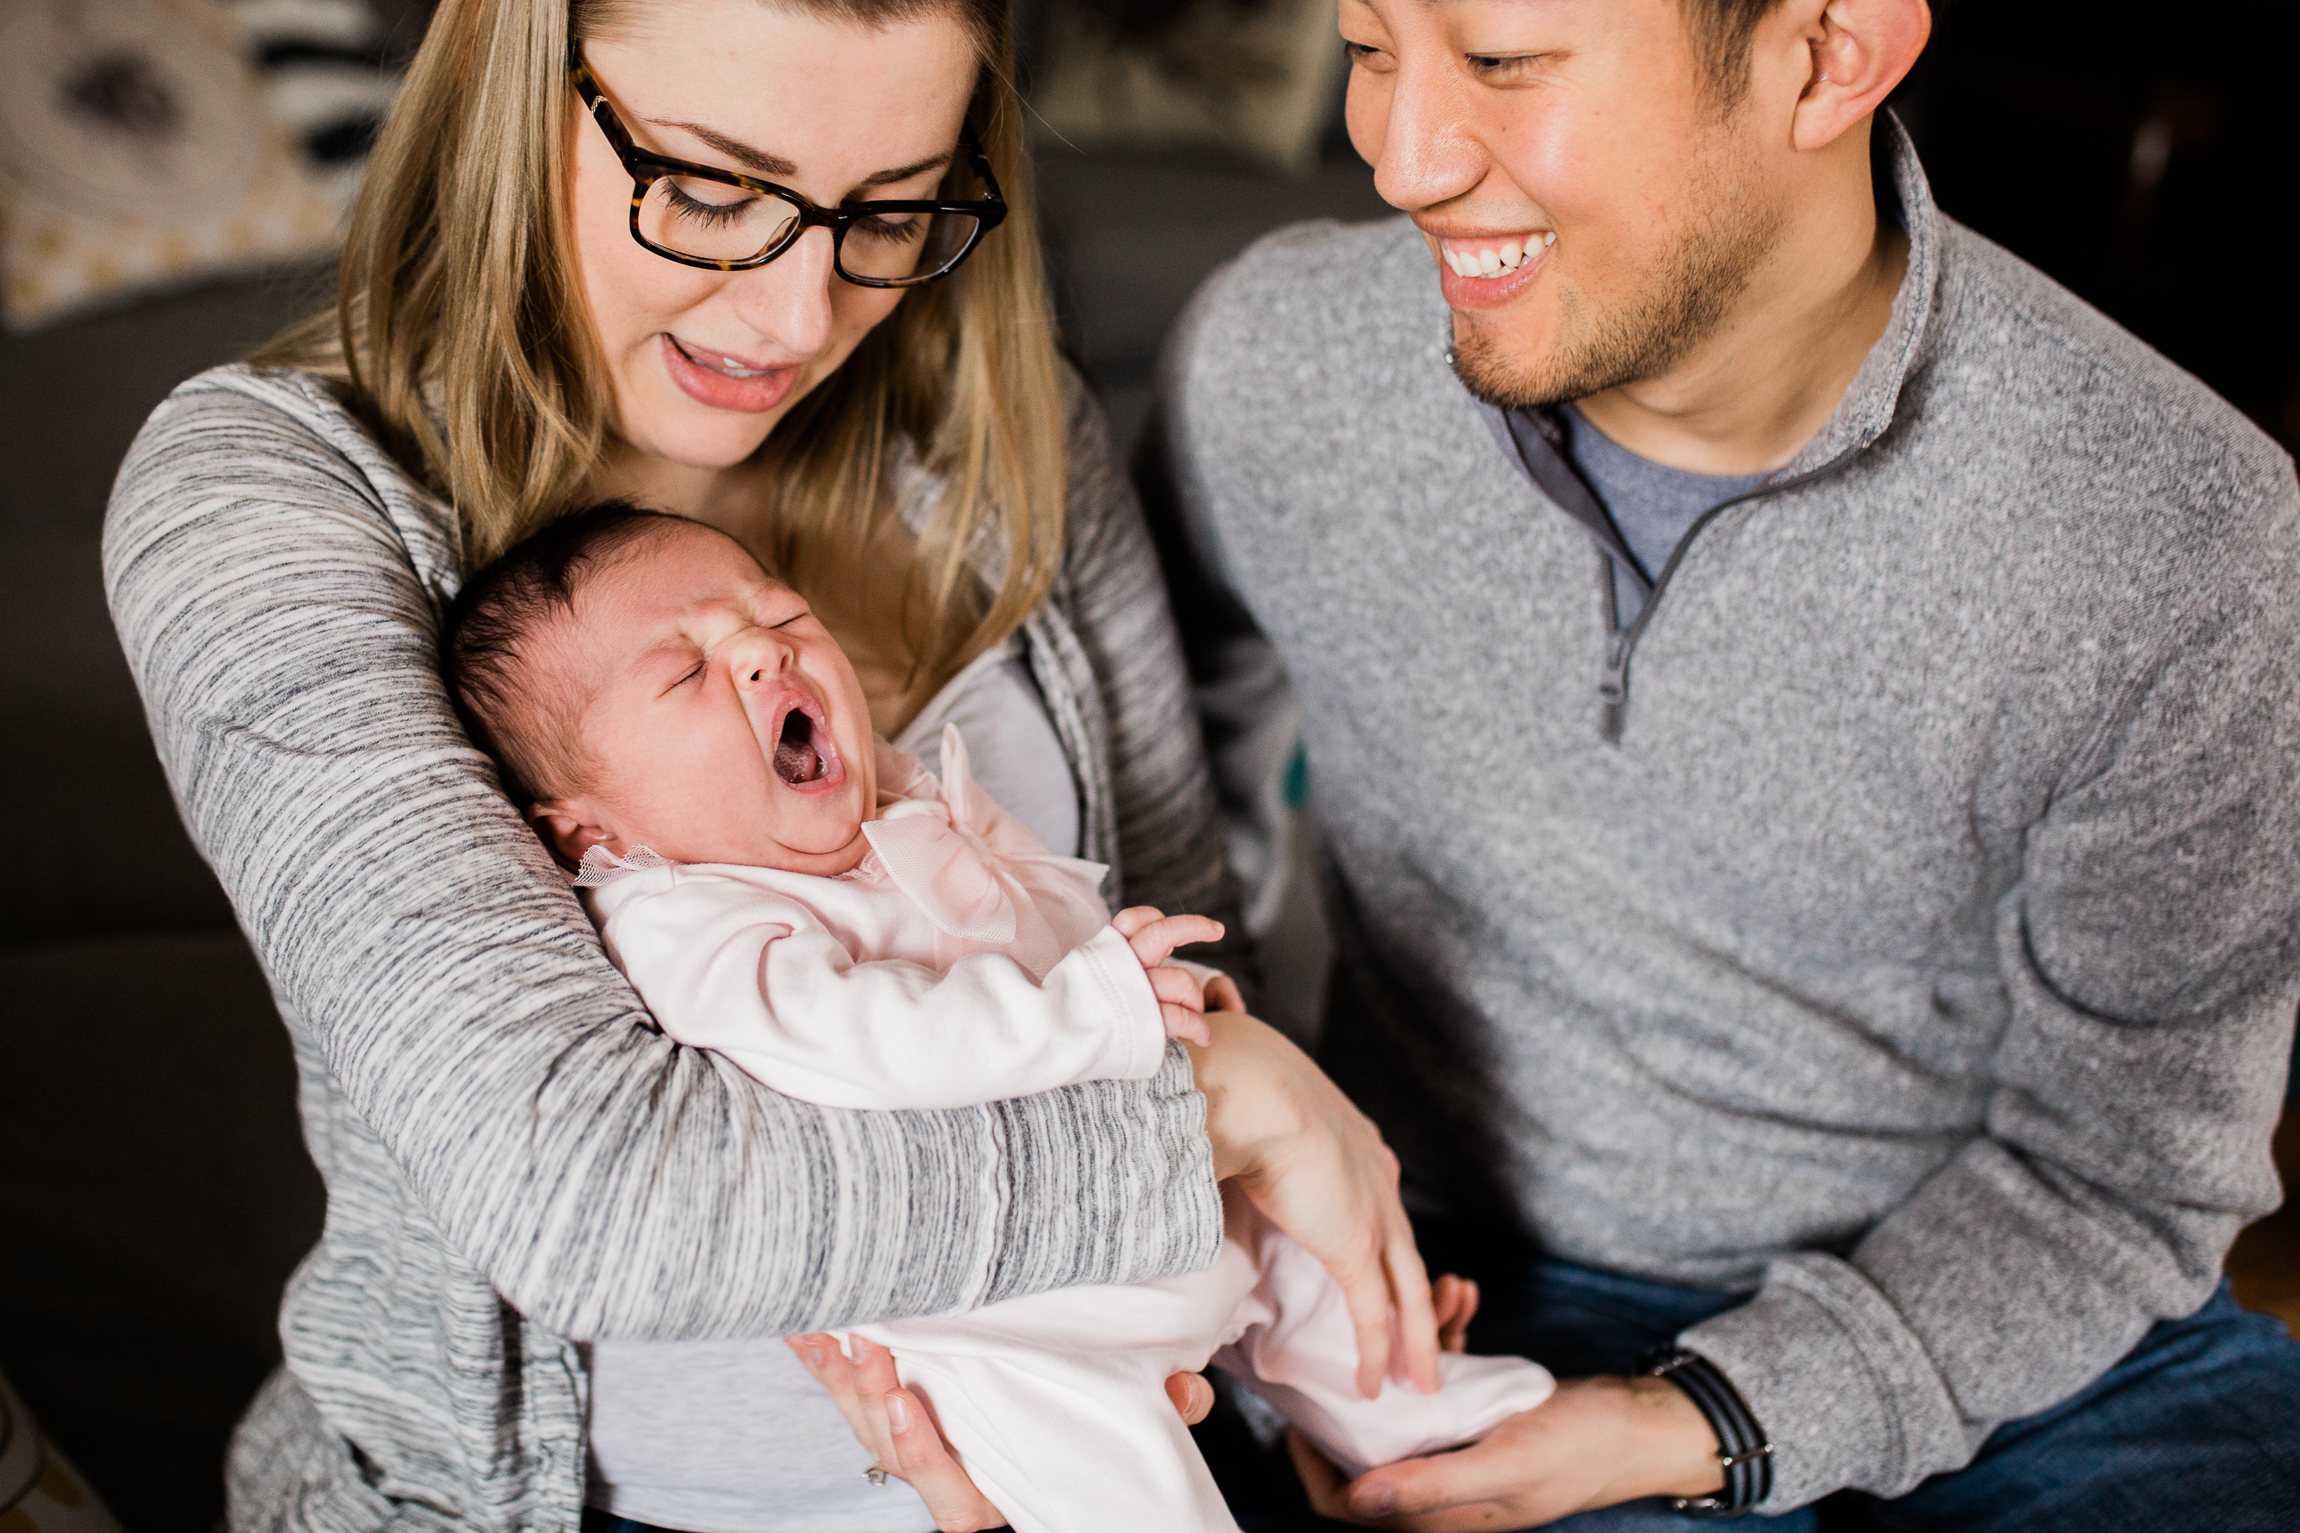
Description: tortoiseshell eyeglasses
571,52,1007,288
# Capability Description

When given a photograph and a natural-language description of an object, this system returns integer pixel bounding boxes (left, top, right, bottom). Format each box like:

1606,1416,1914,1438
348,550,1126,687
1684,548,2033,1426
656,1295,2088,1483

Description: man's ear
1790,0,1930,152
528,797,619,869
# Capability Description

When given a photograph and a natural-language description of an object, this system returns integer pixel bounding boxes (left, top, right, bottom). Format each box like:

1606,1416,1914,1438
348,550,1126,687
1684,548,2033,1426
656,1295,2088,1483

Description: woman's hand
787,1336,1218,1531
787,1335,1008,1530
1188,1010,1441,1397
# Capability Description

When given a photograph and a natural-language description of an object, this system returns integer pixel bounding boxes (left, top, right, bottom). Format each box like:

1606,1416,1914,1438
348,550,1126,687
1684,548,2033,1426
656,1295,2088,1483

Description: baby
443,503,1556,1533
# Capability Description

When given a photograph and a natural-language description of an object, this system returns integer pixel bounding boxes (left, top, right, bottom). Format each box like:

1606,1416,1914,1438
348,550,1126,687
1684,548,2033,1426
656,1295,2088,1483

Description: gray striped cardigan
103,364,1234,1533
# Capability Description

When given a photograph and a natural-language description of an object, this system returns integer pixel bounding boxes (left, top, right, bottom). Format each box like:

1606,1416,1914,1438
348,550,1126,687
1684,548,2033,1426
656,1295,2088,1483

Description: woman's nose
724,225,837,358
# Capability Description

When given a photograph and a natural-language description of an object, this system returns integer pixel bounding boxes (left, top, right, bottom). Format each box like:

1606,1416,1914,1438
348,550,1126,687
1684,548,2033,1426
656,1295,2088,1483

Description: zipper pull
1599,631,1629,743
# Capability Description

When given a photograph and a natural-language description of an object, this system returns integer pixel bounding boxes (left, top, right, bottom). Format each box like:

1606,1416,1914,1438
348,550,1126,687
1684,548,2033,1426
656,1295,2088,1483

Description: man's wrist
1618,1375,1730,1500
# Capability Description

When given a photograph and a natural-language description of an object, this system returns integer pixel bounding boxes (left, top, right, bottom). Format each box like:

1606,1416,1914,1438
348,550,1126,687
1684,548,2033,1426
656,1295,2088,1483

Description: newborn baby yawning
442,503,1556,1533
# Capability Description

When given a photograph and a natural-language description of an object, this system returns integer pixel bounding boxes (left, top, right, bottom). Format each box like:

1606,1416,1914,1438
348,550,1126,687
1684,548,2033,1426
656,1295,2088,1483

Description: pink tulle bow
862,725,1109,980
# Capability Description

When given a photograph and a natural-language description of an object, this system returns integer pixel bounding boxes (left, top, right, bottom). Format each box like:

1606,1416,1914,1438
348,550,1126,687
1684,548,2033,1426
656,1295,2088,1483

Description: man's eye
1466,52,1540,79
1342,40,1393,71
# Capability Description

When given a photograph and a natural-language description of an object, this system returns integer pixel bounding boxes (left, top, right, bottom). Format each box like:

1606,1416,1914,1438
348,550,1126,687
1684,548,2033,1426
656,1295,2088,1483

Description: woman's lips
661,334,801,413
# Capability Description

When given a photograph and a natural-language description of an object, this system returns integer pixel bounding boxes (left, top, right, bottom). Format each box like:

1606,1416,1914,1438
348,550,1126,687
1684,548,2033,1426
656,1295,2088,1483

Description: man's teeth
1442,231,1555,278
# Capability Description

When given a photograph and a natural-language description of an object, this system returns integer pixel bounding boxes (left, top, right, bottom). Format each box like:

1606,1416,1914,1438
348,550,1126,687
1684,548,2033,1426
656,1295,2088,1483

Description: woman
103,1,1436,1530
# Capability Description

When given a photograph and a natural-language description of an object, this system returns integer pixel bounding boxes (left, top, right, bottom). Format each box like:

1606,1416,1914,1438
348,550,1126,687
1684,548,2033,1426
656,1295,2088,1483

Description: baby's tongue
775,737,814,783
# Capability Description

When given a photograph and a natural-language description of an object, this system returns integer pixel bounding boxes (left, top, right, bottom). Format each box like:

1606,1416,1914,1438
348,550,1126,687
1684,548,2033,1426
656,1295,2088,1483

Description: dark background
2,2,2293,1529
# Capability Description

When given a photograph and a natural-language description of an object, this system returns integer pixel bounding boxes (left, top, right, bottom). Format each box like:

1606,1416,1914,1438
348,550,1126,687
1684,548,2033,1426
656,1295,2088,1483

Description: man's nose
1364,52,1489,215
723,225,837,359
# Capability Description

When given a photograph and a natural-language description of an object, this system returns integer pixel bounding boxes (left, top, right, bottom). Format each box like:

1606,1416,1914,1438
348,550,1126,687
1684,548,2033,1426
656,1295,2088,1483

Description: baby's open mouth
772,706,836,786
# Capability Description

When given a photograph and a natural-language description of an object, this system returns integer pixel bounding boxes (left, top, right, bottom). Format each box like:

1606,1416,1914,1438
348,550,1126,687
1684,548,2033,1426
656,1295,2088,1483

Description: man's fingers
1431,1274,1480,1354
1284,1429,1364,1522
1203,973,1246,1013
1164,1371,1216,1425
882,1387,1008,1532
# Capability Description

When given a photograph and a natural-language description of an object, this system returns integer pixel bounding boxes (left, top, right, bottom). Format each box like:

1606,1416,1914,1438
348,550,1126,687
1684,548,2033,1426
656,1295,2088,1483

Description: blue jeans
1195,1217,2300,1531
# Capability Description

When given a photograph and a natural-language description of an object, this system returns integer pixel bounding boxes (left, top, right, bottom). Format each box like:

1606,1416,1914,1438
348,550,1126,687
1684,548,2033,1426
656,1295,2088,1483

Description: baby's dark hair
441,499,693,806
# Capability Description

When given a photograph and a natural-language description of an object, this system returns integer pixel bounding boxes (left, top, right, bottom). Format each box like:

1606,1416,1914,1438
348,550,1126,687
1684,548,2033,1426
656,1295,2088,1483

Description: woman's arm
1049,376,1439,1394
102,367,1223,1340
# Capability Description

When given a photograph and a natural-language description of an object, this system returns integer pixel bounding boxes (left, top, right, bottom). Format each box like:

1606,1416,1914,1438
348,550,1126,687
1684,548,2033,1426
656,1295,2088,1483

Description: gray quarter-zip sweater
1149,119,2300,1508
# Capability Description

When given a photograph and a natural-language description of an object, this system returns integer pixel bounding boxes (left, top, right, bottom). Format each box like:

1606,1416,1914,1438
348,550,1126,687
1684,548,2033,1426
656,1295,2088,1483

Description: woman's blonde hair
254,0,1067,700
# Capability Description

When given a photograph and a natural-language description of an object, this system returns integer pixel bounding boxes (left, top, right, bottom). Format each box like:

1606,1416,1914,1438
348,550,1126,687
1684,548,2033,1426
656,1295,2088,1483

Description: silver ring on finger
864,1466,889,1488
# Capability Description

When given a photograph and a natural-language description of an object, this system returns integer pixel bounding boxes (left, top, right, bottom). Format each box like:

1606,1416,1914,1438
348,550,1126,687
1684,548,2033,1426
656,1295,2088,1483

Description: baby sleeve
600,871,1172,1111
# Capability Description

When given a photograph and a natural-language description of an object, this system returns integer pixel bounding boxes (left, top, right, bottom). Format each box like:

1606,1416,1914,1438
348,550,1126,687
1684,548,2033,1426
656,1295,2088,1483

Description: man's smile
1436,230,1555,278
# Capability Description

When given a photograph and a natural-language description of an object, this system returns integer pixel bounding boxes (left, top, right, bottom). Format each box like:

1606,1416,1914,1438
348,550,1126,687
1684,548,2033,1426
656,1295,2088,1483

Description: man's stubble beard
1453,149,1784,414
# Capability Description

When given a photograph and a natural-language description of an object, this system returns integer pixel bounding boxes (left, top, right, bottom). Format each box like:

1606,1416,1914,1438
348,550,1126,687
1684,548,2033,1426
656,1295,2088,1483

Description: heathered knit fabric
103,363,1231,1533
1148,120,2300,1508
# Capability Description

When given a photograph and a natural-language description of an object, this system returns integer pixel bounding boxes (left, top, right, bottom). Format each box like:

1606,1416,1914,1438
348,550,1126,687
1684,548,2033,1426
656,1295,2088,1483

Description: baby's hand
1111,906,1225,1047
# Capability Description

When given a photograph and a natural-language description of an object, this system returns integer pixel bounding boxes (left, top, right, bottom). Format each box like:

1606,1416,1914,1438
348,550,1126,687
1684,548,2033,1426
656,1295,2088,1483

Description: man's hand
1288,1376,1726,1530
1111,906,1224,1045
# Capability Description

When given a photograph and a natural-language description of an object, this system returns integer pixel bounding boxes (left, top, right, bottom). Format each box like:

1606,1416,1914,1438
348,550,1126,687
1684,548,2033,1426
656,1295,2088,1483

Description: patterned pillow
0,0,399,331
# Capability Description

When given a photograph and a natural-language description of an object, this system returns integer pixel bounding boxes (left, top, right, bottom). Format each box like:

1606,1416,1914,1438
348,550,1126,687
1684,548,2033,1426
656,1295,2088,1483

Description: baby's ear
527,798,617,868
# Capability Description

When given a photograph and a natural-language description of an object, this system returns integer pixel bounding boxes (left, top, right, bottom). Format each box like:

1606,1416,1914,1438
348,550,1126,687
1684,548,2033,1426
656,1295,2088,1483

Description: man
1144,0,2300,1526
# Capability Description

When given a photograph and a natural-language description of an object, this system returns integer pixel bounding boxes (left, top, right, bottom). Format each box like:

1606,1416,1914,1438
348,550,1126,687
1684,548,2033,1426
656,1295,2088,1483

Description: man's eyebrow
642,118,953,191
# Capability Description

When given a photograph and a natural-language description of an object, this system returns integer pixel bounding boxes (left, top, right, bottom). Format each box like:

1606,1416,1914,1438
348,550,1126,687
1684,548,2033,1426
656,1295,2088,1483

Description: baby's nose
727,630,791,688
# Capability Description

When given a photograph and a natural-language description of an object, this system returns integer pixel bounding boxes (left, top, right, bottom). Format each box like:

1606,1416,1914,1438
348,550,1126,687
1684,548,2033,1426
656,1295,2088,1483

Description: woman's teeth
678,339,776,378
1441,231,1555,279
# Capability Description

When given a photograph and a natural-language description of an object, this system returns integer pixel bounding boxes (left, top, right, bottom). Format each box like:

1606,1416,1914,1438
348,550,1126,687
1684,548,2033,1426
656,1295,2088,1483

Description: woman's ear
528,798,619,867
1791,0,1931,152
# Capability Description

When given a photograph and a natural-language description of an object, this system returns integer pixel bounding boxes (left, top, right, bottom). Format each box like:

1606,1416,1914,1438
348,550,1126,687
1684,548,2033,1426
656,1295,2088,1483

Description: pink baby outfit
580,728,1556,1533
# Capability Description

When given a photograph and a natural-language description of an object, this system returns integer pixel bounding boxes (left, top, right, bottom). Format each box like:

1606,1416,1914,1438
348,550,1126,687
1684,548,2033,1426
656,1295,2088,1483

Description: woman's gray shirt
103,363,1233,1533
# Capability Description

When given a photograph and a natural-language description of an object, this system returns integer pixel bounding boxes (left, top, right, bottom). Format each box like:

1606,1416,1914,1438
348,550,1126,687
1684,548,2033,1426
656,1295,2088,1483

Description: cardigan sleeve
101,366,1222,1341
1051,370,1252,982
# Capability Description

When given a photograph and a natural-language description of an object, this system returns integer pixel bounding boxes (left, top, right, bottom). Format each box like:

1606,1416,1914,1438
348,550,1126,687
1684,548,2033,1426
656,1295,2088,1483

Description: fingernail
803,1343,824,1367
1353,1484,1396,1518
885,1393,912,1433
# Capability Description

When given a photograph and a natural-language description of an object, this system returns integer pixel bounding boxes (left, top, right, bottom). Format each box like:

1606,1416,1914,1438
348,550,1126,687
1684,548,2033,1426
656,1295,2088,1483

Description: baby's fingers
1123,912,1226,967
1150,967,1212,1044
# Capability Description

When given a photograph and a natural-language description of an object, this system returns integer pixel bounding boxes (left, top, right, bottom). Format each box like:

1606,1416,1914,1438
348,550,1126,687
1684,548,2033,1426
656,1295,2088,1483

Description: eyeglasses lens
838,210,983,285
638,174,803,265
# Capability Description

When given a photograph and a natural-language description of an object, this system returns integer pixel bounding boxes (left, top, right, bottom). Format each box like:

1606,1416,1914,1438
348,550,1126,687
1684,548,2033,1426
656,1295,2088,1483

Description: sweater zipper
1597,443,1867,744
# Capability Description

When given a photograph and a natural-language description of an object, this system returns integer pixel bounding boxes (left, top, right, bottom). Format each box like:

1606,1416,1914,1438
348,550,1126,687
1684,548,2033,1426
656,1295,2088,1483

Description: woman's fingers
881,1387,1010,1532
1192,1012,1440,1398
1385,1216,1442,1392
786,1336,1009,1532
1165,1370,1217,1425
1203,973,1246,1014
784,1335,890,1463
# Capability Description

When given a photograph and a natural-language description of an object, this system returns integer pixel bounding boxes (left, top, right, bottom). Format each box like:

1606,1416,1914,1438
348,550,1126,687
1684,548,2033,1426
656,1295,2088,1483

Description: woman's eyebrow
639,116,952,190
643,117,798,177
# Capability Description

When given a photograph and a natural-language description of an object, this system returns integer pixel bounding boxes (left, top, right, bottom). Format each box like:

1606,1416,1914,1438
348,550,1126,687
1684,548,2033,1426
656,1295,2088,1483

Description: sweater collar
1775,110,1943,478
